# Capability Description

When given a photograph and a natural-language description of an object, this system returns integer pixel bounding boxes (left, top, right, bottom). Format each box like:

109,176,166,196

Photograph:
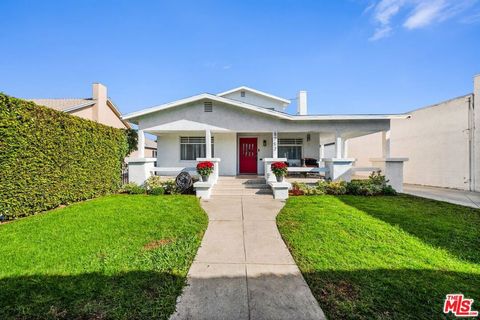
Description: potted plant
197,161,214,182
271,162,288,182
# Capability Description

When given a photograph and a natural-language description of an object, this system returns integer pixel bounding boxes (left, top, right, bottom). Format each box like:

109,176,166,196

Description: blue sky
1,0,479,115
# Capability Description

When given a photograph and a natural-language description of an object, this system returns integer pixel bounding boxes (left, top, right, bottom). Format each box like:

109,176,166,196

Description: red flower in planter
271,162,288,177
197,161,214,176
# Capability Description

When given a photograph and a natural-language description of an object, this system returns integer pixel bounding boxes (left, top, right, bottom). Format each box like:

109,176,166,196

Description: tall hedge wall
0,93,129,219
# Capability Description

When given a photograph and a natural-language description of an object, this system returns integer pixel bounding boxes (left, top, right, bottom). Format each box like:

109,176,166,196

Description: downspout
467,95,475,191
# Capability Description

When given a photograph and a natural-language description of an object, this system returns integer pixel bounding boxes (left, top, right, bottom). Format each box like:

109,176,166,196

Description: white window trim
179,136,214,161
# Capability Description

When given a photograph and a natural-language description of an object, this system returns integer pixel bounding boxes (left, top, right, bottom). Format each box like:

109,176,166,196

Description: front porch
128,126,407,199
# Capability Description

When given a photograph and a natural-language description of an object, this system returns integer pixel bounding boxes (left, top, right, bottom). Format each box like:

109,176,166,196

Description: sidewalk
403,184,480,208
170,195,325,320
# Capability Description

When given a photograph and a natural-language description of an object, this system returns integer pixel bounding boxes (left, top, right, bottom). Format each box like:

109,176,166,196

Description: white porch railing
287,167,327,174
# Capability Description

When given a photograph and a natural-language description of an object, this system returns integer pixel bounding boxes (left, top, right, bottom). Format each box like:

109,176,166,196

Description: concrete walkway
403,184,480,208
170,195,326,320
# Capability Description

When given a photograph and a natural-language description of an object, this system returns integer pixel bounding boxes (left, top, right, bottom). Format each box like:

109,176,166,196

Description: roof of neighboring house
123,93,410,123
217,86,291,105
144,138,157,149
28,97,131,128
28,98,96,112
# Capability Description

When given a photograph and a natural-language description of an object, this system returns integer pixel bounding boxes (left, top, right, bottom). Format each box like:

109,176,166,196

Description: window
278,138,302,160
240,91,246,97
204,101,213,112
180,137,214,160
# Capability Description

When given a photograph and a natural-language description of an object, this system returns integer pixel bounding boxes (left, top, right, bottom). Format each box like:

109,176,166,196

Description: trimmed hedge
0,93,129,219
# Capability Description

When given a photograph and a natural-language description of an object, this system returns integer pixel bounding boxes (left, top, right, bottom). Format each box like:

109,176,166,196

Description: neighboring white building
348,75,480,192
123,86,409,197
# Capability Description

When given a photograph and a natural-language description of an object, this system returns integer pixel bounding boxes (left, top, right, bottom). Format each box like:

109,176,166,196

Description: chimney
297,90,308,115
92,83,107,122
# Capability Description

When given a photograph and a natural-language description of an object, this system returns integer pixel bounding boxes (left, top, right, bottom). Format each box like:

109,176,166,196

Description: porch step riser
214,185,270,189
212,191,273,196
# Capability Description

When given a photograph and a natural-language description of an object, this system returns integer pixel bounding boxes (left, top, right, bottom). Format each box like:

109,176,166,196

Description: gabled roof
123,93,410,123
217,86,291,105
28,98,95,112
29,97,131,128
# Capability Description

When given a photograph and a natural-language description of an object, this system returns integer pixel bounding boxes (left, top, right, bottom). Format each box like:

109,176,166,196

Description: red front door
239,138,258,174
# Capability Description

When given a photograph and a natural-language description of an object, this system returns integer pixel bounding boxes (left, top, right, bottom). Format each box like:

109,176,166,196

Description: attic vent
278,138,303,145
204,101,213,112
240,91,246,97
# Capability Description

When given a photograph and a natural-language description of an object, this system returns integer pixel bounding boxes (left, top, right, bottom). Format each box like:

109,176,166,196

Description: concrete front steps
212,176,273,196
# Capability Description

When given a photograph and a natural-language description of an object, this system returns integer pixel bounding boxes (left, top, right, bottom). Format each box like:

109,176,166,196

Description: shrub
346,180,382,196
0,94,129,219
144,176,163,190
290,182,325,196
382,184,397,196
368,170,388,185
148,187,165,195
121,183,145,194
325,181,347,195
161,179,181,195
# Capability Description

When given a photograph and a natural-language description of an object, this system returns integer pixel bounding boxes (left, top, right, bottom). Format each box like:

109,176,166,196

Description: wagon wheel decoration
175,171,193,194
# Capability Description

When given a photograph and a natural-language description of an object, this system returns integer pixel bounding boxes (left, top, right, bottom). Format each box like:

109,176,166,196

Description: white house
123,86,409,199
348,74,480,192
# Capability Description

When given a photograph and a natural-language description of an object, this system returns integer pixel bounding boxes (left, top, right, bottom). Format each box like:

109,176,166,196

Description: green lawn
0,195,208,320
277,195,480,320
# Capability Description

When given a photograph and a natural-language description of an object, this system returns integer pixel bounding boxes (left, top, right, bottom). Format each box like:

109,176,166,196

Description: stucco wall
156,132,237,176
70,106,94,121
99,104,127,129
474,76,480,192
349,96,471,190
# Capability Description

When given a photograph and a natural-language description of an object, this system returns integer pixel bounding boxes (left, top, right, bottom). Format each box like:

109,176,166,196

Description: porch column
205,129,212,158
335,134,343,158
320,144,325,160
272,131,278,158
382,130,391,158
343,139,349,158
138,129,145,158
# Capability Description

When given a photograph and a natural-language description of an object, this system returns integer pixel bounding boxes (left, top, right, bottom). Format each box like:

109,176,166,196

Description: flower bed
290,171,397,196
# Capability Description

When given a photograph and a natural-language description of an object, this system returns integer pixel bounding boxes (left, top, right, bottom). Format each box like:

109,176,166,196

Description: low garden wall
0,94,129,219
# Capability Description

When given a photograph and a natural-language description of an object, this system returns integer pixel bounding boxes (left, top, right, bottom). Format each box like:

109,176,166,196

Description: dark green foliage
149,187,165,195
291,172,397,197
382,184,397,196
346,179,383,196
122,183,145,194
0,94,128,219
125,128,138,155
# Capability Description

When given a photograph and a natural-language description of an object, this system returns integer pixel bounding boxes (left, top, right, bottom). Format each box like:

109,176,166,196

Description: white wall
349,96,472,190
221,91,286,112
156,132,237,176
474,75,480,192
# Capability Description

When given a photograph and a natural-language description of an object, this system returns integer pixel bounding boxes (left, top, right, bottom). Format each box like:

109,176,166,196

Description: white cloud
403,0,446,29
368,0,478,40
